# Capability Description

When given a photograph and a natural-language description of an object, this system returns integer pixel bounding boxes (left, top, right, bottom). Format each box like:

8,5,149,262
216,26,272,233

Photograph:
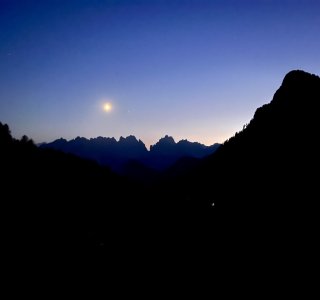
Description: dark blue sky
1,0,319,147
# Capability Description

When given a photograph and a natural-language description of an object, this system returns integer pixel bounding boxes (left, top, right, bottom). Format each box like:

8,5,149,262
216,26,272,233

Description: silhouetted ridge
282,69,319,86
215,69,320,154
42,134,220,173
181,70,320,225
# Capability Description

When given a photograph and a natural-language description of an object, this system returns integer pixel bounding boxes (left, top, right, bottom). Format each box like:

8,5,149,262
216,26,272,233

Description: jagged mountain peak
149,135,176,153
119,135,139,143
120,135,134,140
160,135,176,144
90,136,117,143
177,139,202,147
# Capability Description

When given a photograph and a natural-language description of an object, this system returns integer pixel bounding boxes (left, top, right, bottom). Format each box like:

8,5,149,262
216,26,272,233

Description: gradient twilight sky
0,0,319,147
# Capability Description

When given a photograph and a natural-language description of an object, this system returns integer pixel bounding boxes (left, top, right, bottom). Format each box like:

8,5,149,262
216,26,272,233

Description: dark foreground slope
1,122,201,266
202,70,319,209
0,125,150,263
173,70,320,249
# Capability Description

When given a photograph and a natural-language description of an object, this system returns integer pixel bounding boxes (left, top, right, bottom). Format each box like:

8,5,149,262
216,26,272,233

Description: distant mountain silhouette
41,134,220,173
145,135,220,170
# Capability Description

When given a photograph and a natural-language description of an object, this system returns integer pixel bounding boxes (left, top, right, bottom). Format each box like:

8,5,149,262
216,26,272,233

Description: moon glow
103,102,112,112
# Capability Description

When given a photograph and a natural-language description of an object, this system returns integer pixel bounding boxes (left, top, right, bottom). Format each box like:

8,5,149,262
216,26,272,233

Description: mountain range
1,69,319,269
40,134,220,172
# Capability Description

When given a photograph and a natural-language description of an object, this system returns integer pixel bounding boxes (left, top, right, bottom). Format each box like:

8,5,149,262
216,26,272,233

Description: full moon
103,102,112,112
